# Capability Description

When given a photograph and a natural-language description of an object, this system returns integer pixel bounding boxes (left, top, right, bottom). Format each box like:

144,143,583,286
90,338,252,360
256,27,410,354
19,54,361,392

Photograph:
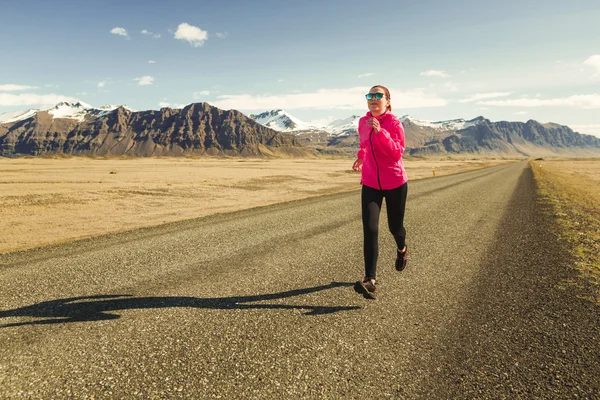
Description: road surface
1,161,598,399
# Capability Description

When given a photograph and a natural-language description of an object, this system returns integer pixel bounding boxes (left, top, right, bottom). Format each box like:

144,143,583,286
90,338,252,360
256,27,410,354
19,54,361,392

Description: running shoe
354,278,377,300
395,246,407,272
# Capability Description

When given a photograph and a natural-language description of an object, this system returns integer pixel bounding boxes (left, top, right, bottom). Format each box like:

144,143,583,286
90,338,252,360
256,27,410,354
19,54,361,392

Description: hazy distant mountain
249,110,600,157
0,103,309,157
426,118,600,157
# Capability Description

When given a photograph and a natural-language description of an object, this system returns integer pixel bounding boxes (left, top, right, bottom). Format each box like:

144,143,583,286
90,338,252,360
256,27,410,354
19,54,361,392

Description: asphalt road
1,161,598,399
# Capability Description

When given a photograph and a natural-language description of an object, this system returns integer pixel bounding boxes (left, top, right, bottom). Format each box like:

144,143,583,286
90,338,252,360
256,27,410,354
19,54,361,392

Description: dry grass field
0,156,516,254
530,158,600,303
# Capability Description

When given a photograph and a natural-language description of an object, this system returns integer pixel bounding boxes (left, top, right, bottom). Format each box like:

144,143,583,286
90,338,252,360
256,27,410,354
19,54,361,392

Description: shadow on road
0,282,359,328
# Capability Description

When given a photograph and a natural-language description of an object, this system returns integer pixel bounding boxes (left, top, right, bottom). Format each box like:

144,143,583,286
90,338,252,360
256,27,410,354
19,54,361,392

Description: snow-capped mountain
248,109,319,132
248,110,361,136
325,115,362,136
248,110,486,137
0,102,133,124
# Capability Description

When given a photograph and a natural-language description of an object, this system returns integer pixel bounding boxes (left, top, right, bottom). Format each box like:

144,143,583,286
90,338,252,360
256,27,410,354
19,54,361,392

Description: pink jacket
357,111,408,190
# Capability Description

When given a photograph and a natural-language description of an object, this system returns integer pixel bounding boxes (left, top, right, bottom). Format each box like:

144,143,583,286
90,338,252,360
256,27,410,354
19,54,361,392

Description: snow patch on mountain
0,109,38,124
0,102,133,124
48,101,95,121
48,102,134,121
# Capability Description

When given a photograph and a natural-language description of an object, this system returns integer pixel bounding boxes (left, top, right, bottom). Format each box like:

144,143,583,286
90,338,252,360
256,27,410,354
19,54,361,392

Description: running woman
352,85,408,299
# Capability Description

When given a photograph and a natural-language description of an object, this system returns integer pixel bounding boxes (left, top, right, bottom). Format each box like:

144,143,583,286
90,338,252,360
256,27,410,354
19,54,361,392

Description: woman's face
367,87,389,116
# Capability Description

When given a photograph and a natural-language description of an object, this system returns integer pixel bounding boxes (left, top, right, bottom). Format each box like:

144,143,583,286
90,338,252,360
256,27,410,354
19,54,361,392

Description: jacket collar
366,110,391,120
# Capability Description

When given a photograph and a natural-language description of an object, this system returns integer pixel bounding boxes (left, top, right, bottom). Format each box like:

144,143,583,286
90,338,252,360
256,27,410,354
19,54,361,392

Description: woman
352,85,408,299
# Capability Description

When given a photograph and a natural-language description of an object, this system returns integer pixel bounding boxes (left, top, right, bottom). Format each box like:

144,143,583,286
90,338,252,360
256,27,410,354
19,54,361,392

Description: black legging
361,183,408,280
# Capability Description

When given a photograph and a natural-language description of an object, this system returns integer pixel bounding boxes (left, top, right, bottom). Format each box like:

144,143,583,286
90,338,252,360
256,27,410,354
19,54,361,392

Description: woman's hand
366,117,381,133
352,158,363,171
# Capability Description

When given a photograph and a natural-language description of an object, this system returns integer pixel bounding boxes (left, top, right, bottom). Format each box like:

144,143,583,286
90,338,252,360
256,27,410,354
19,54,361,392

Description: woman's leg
385,182,408,251
362,185,384,280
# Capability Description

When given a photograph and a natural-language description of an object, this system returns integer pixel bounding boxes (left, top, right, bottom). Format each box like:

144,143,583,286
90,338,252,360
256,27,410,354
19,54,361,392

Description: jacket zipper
369,128,382,190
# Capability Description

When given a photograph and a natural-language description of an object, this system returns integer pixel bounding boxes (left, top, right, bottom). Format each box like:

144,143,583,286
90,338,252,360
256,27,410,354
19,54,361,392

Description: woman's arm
374,118,405,161
356,117,369,160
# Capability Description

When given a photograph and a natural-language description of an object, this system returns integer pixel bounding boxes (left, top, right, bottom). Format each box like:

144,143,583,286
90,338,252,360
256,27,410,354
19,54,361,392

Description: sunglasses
365,93,385,100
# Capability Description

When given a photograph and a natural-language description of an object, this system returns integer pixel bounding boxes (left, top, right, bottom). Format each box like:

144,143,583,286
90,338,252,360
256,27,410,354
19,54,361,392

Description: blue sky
1,0,600,136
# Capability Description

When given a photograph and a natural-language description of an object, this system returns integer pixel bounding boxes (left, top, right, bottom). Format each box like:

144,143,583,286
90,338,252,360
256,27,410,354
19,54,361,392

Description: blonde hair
371,85,392,112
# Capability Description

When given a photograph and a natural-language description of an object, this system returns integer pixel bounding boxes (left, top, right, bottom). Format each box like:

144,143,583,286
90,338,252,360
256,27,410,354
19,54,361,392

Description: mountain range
0,102,307,157
248,109,600,157
1,103,599,158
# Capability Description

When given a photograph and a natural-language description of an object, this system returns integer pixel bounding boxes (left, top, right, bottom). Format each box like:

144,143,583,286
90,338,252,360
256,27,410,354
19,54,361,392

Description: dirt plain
0,156,518,254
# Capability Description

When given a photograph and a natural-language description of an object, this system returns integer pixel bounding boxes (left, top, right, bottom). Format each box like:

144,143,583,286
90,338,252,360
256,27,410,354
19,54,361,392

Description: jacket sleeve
356,118,368,159
357,146,366,160
374,118,405,161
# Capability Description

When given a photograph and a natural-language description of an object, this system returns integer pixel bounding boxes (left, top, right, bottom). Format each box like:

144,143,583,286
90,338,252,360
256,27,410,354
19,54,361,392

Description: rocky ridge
0,103,309,157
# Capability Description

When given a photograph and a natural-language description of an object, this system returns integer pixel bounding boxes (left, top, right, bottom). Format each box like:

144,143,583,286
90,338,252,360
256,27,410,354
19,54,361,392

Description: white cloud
0,84,38,91
212,87,447,111
459,92,512,103
444,81,459,92
569,124,600,136
110,27,128,37
358,73,375,78
159,102,187,109
174,23,208,47
141,29,161,38
215,32,228,39
148,60,156,64
478,94,600,109
420,70,450,78
0,92,80,106
134,76,155,86
515,111,528,115
583,55,600,76
97,81,106,88
193,90,210,99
